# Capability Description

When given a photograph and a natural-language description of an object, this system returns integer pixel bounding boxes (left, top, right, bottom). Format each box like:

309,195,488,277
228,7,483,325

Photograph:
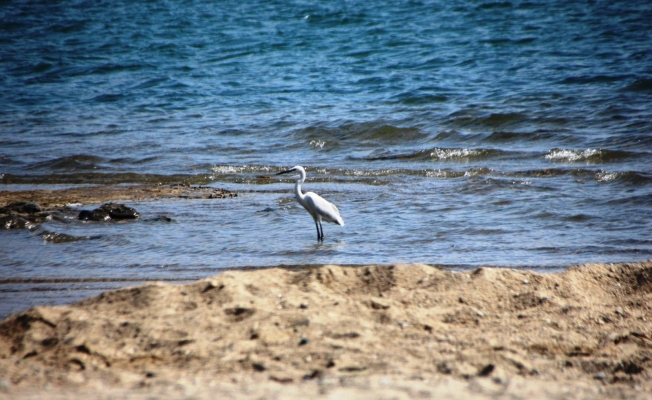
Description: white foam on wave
211,166,241,174
211,165,273,174
595,170,618,182
309,140,325,149
425,169,450,178
430,148,482,160
545,148,601,162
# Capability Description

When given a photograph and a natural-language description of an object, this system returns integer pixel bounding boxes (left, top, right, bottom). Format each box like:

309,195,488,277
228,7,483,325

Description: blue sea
1,0,652,318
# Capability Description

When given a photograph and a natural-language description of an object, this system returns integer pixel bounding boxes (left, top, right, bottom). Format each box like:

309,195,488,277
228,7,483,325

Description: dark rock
78,203,139,221
478,364,495,376
0,202,51,229
99,203,139,220
0,202,42,214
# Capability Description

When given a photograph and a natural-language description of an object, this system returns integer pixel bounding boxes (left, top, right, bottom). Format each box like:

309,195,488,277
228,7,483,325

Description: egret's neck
292,168,307,202
294,178,305,201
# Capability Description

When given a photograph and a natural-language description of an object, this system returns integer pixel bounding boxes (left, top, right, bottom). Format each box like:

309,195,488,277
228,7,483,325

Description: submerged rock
146,215,174,223
78,209,110,221
0,215,36,230
78,203,139,221
99,203,139,219
40,230,96,243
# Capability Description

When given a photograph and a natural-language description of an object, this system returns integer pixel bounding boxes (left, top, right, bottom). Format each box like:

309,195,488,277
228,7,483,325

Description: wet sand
1,187,651,399
0,184,236,209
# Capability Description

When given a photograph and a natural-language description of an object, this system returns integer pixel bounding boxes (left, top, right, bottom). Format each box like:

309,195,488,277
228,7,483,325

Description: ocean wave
214,165,493,182
390,92,448,105
424,169,465,178
544,148,636,163
430,148,490,161
477,1,513,10
211,165,274,175
25,155,106,172
435,128,576,146
603,194,652,207
508,168,651,186
293,121,427,143
623,78,652,92
560,74,633,85
7,164,650,188
211,165,244,174
594,170,619,182
0,156,19,165
447,111,527,128
512,168,578,178
484,130,558,143
309,140,326,149
545,148,601,162
595,170,652,186
92,93,131,103
90,63,148,76
1,173,212,185
363,147,508,162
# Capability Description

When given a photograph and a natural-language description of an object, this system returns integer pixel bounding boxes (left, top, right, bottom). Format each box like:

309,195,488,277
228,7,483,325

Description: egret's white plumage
276,165,344,241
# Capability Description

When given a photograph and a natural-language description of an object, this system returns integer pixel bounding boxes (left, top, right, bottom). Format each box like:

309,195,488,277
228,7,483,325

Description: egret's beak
276,168,295,175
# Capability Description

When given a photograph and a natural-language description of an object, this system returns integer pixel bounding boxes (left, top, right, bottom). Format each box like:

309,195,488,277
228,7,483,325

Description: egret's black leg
314,220,321,241
318,220,324,240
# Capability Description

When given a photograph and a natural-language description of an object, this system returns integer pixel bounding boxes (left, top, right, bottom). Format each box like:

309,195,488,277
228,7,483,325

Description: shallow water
1,0,652,318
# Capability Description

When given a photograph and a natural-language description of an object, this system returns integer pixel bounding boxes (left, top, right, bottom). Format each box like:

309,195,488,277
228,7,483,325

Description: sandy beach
1,187,651,399
5,0,652,396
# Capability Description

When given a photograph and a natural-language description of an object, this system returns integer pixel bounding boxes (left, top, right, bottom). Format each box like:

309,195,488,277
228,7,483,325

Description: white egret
276,165,344,241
